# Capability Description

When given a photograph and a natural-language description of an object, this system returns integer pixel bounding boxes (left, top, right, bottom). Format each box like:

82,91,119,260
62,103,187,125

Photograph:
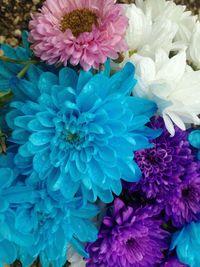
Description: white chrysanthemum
132,49,200,136
124,3,181,58
68,246,85,267
119,0,200,136
188,21,200,69
135,0,197,43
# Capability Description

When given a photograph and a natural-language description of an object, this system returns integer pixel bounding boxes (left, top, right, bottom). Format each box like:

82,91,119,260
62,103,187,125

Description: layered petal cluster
133,49,200,135
127,117,194,199
118,0,200,135
6,63,158,203
122,0,197,64
123,3,181,59
135,0,197,44
0,165,18,266
165,164,200,227
171,222,200,267
0,151,37,266
29,0,128,71
86,198,169,267
15,190,98,267
125,117,200,227
0,150,98,267
0,32,32,93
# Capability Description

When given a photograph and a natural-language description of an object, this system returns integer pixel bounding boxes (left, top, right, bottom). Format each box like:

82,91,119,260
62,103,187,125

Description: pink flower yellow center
60,8,98,37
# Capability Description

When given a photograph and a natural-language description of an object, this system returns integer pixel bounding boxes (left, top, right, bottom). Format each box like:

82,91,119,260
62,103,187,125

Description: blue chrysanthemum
0,165,17,266
0,32,32,92
171,221,200,267
15,190,98,267
0,31,59,94
0,151,37,266
6,63,159,203
0,151,98,267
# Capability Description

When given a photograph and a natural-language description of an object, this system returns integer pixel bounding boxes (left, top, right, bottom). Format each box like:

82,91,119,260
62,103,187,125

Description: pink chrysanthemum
29,0,128,70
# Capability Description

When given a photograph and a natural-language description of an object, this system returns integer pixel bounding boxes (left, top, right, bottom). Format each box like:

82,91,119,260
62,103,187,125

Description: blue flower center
66,132,80,144
37,212,50,225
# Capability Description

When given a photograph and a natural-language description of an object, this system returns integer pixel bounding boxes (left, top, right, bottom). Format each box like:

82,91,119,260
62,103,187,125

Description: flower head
165,163,200,227
0,32,32,93
6,63,158,203
123,3,180,58
0,149,98,267
171,221,200,267
126,117,193,199
29,0,128,71
0,151,37,266
86,198,169,267
122,0,196,65
125,117,200,227
15,189,98,267
132,49,200,136
0,165,17,266
135,0,197,44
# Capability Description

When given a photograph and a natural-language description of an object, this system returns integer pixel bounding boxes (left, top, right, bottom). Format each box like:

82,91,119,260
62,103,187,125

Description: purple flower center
182,187,192,199
126,238,135,247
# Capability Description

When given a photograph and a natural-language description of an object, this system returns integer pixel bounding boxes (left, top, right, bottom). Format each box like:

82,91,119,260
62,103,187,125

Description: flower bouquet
0,0,200,266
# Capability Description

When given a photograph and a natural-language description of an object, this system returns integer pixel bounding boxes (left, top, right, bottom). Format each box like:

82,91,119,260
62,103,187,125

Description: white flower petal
68,246,86,267
156,50,186,85
165,111,186,131
163,112,176,136
188,21,200,69
124,4,152,50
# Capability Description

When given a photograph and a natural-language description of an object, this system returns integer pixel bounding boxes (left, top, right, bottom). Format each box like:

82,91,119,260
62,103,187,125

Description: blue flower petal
36,112,54,128
59,67,78,88
189,130,200,149
0,240,17,264
29,131,53,146
38,72,58,94
0,168,13,188
108,62,135,96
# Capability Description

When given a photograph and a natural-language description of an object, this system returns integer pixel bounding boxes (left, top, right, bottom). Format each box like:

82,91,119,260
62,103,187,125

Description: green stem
17,63,32,78
0,91,13,106
0,55,38,65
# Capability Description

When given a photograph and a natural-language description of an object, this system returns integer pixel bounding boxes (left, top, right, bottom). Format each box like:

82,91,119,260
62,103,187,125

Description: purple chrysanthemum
164,162,200,227
125,117,200,227
161,255,189,267
86,198,169,267
129,117,194,199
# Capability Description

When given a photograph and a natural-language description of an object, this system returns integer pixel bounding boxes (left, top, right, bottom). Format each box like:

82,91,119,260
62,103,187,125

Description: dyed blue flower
0,166,17,266
189,130,200,160
171,221,200,267
0,31,58,94
0,31,32,92
0,151,37,266
0,151,98,267
6,63,159,203
15,190,98,267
